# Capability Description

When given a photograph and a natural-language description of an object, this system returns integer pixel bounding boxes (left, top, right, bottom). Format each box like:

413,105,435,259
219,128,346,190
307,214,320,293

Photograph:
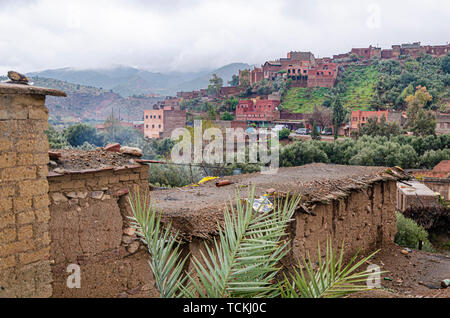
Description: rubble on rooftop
47,147,144,175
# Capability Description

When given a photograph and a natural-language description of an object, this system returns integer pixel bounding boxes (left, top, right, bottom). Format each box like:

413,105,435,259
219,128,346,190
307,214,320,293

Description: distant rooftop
397,180,437,197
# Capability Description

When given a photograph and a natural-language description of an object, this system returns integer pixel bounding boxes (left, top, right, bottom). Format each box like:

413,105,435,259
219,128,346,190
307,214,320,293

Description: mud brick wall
0,86,62,297
47,165,153,297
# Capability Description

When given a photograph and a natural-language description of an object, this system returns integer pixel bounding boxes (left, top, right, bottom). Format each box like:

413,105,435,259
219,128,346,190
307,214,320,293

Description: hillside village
1,40,449,300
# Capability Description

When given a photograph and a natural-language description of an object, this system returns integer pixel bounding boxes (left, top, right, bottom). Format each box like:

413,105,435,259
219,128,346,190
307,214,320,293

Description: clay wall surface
0,84,64,297
48,164,152,297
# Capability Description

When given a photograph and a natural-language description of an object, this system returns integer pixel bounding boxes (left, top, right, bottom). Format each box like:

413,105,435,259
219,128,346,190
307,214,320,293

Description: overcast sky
0,0,449,74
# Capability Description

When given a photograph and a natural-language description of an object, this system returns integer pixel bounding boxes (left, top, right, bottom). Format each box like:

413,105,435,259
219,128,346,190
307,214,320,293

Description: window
152,125,155,128
159,115,161,119
158,124,161,128
146,124,148,128
145,115,148,119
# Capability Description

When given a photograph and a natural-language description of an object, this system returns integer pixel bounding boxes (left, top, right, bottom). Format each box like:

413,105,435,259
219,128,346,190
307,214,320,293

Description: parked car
272,125,287,132
321,128,333,135
295,128,310,135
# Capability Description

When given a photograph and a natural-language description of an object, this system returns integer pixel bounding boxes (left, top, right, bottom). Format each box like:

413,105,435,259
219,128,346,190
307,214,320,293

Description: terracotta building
240,51,338,88
413,160,450,201
350,110,389,131
351,45,381,59
144,105,186,139
235,99,280,124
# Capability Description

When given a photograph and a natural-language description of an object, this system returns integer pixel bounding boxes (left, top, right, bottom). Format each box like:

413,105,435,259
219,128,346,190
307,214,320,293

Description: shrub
278,128,291,140
394,212,434,251
280,141,329,167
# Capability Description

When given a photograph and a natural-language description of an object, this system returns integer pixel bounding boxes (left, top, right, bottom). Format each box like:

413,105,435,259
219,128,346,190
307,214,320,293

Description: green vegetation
280,53,450,113
281,87,330,113
280,134,450,169
130,186,376,298
332,96,346,140
357,115,402,138
280,239,380,298
339,64,378,110
310,122,321,140
395,212,434,252
278,128,291,140
220,111,234,121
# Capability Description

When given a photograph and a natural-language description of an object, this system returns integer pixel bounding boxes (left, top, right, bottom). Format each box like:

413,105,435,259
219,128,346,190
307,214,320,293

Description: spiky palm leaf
128,187,188,298
280,238,384,298
181,186,301,298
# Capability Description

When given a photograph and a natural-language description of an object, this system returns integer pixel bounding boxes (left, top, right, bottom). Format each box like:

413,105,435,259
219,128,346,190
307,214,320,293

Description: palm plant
280,239,383,298
181,187,301,298
128,187,188,298
129,186,382,299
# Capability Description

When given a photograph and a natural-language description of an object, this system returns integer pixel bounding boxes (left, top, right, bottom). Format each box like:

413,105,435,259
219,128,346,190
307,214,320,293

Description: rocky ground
351,243,450,298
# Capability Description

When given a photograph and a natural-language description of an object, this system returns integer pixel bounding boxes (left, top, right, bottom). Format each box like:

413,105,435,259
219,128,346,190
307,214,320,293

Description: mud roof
150,163,409,240
0,83,66,97
48,149,143,176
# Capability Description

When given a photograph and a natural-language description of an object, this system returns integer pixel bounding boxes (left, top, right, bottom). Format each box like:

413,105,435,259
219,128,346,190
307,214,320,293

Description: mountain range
26,63,251,97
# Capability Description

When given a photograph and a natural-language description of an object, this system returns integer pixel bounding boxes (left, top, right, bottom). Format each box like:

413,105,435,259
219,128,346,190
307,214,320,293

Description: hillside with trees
279,53,450,113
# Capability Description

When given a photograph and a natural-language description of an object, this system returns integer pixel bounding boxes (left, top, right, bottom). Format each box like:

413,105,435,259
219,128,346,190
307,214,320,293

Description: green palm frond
280,238,384,298
182,186,301,298
128,187,188,298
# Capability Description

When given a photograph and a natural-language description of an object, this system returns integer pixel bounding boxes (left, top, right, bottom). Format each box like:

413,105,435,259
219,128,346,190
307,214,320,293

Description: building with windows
143,105,186,139
235,99,280,126
350,110,389,131
436,112,450,134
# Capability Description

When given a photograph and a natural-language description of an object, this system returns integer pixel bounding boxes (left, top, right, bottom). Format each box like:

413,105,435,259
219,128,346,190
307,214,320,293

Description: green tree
405,86,435,136
311,121,321,140
238,70,251,90
332,97,346,140
228,74,239,87
279,128,291,140
411,110,436,137
441,53,450,73
46,126,70,149
64,123,103,147
207,74,223,96
220,111,234,121
224,97,239,111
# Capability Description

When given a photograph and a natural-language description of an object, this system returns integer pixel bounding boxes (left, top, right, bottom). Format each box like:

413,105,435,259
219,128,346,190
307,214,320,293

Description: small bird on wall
6,71,30,85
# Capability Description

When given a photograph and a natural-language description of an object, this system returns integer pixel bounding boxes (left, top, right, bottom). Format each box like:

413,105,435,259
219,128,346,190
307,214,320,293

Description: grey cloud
0,0,448,75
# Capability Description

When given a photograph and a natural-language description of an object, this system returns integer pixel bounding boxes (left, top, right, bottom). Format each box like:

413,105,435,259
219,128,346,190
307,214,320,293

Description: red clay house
235,99,281,125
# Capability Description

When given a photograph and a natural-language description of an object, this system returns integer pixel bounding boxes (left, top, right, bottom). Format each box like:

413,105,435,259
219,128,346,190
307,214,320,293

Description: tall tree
207,74,223,97
238,70,251,90
228,74,239,87
405,85,435,136
332,97,346,140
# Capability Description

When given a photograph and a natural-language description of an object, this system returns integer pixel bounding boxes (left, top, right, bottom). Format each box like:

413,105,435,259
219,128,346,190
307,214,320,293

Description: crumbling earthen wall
47,165,153,297
0,87,59,297
49,176,398,297
290,180,396,264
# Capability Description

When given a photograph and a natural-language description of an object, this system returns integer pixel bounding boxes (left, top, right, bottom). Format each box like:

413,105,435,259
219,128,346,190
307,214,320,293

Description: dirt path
352,243,450,298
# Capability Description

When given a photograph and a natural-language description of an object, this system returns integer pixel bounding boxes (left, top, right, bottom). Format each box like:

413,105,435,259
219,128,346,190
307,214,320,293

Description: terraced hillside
281,87,331,113
339,64,378,110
